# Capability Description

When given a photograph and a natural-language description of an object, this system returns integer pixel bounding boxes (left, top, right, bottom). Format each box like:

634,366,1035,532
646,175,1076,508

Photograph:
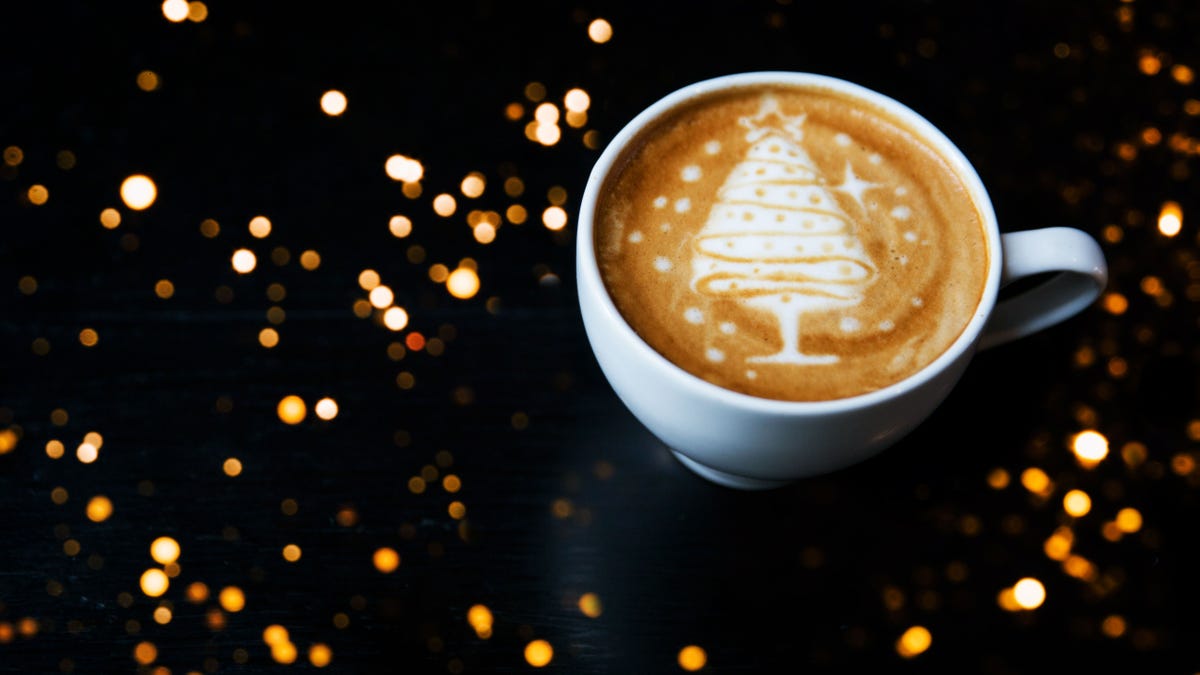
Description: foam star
739,95,806,142
835,161,879,211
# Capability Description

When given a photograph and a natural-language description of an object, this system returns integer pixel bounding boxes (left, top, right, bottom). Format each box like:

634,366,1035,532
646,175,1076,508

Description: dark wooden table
3,2,1198,673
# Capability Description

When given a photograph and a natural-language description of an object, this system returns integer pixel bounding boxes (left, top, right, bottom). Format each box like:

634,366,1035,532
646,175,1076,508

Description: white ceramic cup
576,72,1108,490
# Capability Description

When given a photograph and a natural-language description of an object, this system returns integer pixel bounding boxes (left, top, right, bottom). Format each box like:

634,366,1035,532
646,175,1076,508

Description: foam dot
895,186,908,196
674,198,691,213
834,133,851,147
912,297,924,307
903,231,917,242
898,255,909,265
745,370,757,380
684,308,704,324
719,322,736,335
705,348,725,363
891,205,912,220
704,140,721,155
653,196,668,209
879,320,895,331
681,165,701,182
628,231,643,243
869,153,882,165
840,317,861,332
653,256,672,272
660,222,671,232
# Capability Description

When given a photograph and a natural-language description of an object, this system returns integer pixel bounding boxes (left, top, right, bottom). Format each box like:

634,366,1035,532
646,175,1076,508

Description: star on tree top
739,95,807,143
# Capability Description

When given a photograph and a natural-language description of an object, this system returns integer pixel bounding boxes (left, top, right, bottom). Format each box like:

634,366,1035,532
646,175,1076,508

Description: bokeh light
1013,578,1046,609
524,639,553,667
86,496,113,522
896,626,932,658
231,249,257,274
587,18,613,43
277,395,307,424
140,568,169,597
314,397,339,420
385,154,424,182
1072,430,1109,465
120,175,157,210
321,90,348,116
218,586,246,612
150,537,181,565
446,267,480,299
162,0,188,22
373,547,400,573
248,215,272,238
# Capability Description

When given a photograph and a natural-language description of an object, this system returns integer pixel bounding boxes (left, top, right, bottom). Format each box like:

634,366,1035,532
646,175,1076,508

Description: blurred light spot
986,467,1010,489
199,218,219,237
186,582,209,603
258,327,279,348
433,193,457,216
505,102,524,120
402,181,423,199
566,110,588,128
407,475,426,493
1115,507,1143,532
51,408,69,426
248,215,272,238
448,501,466,519
134,641,158,665
1063,554,1098,580
385,154,423,182
3,145,23,166
56,149,76,167
429,264,449,283
1072,430,1109,465
86,495,113,522
1139,52,1162,75
1043,528,1072,561
1172,64,1195,85
321,90,348,116
1013,577,1046,609
140,569,169,597
461,172,486,198
535,103,559,125
300,250,321,270
51,487,69,504
525,640,553,667
120,175,157,210
442,474,462,493
1158,201,1182,237
1101,615,1127,638
231,249,257,273
389,215,412,238
896,626,932,658
187,1,208,22
18,275,38,295
309,643,332,668
280,498,299,516
678,644,706,670
473,223,496,244
564,88,590,112
524,81,546,102
1063,490,1092,517
534,123,561,145
263,624,288,646
406,245,426,264
79,328,99,347
467,604,493,638
153,606,172,625
578,592,602,618
282,544,302,562
150,537,180,565
76,442,99,464
45,439,64,459
27,185,48,205
278,395,306,424
1101,292,1128,314
162,0,188,21
506,204,527,224
588,18,613,43
543,206,567,230
314,397,338,420
136,70,160,92
218,586,245,612
396,371,416,389
373,547,400,573
383,306,409,331
446,267,480,299
368,285,394,309
154,279,175,299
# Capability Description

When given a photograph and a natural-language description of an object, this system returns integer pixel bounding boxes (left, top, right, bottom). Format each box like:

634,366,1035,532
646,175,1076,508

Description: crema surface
595,85,989,401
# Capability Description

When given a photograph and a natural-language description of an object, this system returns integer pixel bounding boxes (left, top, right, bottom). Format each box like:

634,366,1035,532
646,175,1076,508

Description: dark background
2,1,1198,673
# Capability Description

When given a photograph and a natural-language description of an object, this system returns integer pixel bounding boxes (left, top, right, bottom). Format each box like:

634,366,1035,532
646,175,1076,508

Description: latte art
596,85,989,402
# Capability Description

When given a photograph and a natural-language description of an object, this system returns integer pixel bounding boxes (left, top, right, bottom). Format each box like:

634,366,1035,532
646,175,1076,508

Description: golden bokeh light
1158,200,1182,237
543,206,567,230
534,102,559,125
389,215,413,238
314,397,338,420
120,174,157,210
153,606,172,625
534,123,561,146
282,544,302,562
358,269,381,290
1101,615,1127,638
0,429,16,455
277,395,307,424
467,604,493,638
524,639,553,668
223,457,243,477
383,306,409,331
587,18,613,43
677,645,707,670
27,184,49,205
433,193,457,217
263,624,289,646
46,439,64,459
446,267,480,299
140,568,169,597
219,586,246,612
200,218,220,237
18,275,38,295
51,486,69,504
187,1,208,22
134,640,158,665
300,250,321,270
258,327,279,348
136,70,160,92
578,592,602,618
248,215,272,238
3,145,24,166
1115,507,1143,533
86,495,113,522
320,90,348,116
524,81,546,102
1044,528,1072,560
162,0,188,22
309,643,333,668
186,582,209,603
473,222,496,244
79,328,99,347
1013,577,1046,609
154,279,175,299
150,537,181,565
76,442,99,464
373,547,400,573
896,625,932,658
231,248,257,274
461,172,486,198
369,285,394,309
1072,430,1109,465
1063,489,1092,517
385,154,424,182
448,501,467,519
564,88,591,112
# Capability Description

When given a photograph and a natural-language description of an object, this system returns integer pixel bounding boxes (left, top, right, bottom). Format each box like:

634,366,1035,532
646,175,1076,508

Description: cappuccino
594,84,989,402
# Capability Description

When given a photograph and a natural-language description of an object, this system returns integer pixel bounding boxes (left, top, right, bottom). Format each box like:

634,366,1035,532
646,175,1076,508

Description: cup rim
577,70,1002,414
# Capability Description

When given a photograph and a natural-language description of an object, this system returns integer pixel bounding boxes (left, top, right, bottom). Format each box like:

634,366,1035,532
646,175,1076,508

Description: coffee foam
596,85,988,401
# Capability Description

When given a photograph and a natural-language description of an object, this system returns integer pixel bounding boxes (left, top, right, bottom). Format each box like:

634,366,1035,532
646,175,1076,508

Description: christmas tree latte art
595,86,988,401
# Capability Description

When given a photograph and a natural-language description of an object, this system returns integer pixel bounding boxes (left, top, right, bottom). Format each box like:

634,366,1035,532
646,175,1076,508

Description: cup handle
978,227,1109,350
